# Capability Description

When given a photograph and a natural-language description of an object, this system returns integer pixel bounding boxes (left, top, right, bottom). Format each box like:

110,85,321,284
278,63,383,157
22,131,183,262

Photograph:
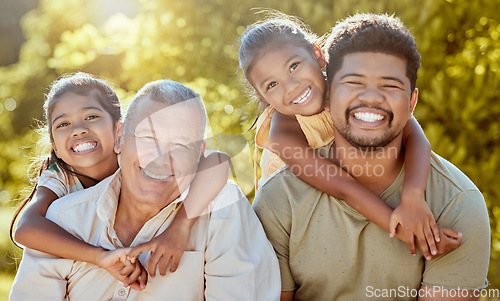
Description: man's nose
358,86,384,105
144,151,174,172
151,150,171,165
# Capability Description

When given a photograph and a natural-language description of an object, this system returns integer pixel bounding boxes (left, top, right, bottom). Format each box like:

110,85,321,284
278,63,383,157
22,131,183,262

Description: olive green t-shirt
253,146,490,301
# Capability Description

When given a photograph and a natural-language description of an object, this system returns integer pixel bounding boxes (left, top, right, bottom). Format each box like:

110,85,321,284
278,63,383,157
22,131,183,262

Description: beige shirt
254,106,335,189
10,170,281,301
253,147,490,301
38,162,83,197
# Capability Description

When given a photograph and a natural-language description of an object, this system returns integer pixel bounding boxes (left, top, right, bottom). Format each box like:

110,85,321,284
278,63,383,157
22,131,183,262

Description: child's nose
72,125,88,137
285,76,300,96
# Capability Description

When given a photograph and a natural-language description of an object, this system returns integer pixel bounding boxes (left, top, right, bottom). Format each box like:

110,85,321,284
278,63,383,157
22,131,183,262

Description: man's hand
128,219,191,277
389,194,440,260
95,248,148,290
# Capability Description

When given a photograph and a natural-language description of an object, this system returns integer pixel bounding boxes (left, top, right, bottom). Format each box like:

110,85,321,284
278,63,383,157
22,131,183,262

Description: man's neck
329,134,405,196
114,190,163,247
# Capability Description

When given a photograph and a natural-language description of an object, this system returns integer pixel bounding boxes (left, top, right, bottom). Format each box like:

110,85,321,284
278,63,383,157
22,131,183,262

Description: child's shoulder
255,106,276,149
294,109,335,149
39,162,83,197
45,176,110,220
46,161,61,173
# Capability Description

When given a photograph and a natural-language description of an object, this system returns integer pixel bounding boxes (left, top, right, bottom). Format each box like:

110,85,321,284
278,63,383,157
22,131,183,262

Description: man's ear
114,122,123,154
410,88,418,116
313,43,326,68
201,140,206,156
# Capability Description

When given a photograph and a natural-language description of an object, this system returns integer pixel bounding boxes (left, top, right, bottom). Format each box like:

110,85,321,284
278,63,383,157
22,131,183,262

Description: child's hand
121,259,149,290
415,227,462,260
96,248,148,290
128,220,191,277
388,194,440,260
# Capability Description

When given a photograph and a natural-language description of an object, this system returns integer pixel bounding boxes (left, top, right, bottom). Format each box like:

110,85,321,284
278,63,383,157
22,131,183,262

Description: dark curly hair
325,13,421,92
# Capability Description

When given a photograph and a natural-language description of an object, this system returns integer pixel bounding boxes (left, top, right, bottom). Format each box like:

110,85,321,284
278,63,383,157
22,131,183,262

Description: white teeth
354,112,384,122
73,142,97,152
292,88,311,104
142,168,171,181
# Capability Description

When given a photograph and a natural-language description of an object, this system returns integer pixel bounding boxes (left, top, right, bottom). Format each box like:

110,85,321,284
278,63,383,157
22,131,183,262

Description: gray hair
124,79,207,139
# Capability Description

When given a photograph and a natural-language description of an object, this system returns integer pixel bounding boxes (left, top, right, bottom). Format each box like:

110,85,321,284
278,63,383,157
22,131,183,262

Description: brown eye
85,114,99,120
56,122,70,129
267,82,278,90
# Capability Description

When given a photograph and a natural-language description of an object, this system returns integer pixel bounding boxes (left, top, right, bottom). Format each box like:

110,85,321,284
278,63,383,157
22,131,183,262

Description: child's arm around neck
393,116,438,258
14,183,147,290
14,186,107,263
267,110,457,260
268,111,395,228
127,150,231,276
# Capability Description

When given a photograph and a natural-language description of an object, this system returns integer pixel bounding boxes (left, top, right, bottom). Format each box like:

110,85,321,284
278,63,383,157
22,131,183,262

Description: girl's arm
14,186,147,289
390,117,439,256
15,187,107,263
268,112,452,259
128,151,231,276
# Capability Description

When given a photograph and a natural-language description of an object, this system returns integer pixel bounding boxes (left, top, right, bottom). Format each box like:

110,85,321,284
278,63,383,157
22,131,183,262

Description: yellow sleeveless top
254,106,335,190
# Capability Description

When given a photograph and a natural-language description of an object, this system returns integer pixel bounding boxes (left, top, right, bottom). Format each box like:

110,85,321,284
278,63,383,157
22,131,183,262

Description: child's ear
53,145,60,158
410,88,418,116
51,140,60,158
313,43,326,68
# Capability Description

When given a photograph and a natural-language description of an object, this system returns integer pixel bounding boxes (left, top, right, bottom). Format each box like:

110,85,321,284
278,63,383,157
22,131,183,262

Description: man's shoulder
208,180,251,214
45,177,108,221
429,152,481,194
254,167,318,212
258,167,307,192
427,152,485,211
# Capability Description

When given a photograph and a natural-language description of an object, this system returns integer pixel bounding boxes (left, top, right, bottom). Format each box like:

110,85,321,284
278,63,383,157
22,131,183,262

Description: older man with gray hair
10,79,280,300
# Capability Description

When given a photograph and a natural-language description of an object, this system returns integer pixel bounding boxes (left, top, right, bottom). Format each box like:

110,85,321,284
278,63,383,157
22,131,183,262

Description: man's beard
339,127,401,151
334,105,403,151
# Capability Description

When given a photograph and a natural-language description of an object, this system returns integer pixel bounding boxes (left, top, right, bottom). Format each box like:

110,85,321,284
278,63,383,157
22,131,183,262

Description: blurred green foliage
0,0,498,292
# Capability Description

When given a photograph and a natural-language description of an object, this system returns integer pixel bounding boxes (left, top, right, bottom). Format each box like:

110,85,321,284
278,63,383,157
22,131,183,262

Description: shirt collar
95,169,190,232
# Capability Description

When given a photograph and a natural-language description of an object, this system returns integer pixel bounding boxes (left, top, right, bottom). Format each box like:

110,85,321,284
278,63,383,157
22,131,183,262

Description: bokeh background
0,0,499,298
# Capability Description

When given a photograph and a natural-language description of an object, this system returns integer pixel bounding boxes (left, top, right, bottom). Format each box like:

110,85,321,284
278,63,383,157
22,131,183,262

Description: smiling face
329,52,417,149
248,43,327,116
118,96,205,208
50,92,120,178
